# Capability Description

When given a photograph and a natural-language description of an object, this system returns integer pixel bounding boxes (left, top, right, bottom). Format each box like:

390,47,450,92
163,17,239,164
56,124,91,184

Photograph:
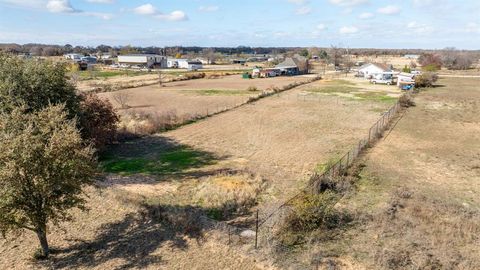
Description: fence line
123,75,322,137
193,93,408,250
251,94,407,248
140,86,408,251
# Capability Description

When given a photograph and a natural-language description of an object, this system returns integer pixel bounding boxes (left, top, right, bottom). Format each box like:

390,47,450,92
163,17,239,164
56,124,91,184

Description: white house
118,54,167,68
357,63,392,79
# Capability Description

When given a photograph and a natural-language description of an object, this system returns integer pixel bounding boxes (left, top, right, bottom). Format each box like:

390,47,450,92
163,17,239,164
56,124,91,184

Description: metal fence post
255,210,259,249
228,226,231,245
346,151,350,167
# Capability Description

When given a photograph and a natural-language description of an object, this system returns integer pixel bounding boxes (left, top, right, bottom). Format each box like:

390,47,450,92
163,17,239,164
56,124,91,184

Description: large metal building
117,54,167,68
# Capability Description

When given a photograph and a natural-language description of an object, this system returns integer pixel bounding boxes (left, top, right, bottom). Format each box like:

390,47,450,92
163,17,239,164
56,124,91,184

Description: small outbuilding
175,59,203,70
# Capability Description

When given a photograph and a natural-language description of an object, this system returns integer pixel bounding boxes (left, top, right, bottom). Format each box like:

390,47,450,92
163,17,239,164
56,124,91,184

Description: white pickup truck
370,78,393,85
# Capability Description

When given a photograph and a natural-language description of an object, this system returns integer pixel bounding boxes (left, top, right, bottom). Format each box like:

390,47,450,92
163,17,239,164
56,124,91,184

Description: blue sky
0,0,479,49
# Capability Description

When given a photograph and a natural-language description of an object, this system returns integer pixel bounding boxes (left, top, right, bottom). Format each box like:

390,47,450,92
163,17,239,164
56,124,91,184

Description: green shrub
398,94,416,108
78,93,119,150
422,64,440,72
277,191,347,246
0,52,79,115
415,72,438,88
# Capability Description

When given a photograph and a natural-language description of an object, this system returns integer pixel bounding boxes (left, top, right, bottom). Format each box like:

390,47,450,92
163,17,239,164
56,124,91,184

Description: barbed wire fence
205,93,408,250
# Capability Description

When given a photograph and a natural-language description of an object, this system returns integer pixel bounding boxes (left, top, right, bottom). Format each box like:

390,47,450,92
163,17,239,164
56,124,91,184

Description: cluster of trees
0,53,118,258
440,47,474,70
418,48,476,71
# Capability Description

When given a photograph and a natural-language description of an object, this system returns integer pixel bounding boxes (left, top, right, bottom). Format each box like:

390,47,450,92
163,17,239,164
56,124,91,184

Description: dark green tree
0,53,80,115
0,105,97,258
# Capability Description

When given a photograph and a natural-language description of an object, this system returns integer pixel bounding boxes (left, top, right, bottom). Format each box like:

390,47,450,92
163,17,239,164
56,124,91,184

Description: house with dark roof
275,56,309,75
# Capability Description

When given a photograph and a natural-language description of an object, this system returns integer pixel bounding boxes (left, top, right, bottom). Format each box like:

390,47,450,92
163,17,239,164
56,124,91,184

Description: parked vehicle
370,78,393,85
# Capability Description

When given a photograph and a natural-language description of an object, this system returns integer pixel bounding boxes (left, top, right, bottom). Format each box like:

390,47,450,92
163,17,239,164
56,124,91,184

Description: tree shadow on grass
99,136,227,180
47,204,210,270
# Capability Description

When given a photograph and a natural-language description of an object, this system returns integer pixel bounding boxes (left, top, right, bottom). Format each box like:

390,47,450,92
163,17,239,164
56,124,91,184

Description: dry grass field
98,75,315,135
101,78,398,217
99,75,313,115
0,187,266,270
0,76,401,269
284,77,480,269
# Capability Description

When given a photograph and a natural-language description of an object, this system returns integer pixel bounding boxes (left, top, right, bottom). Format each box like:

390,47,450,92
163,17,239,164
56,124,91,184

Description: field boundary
207,91,412,249
119,75,322,139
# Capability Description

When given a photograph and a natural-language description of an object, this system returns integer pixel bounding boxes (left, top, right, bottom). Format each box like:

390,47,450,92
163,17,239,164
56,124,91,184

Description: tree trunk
35,228,49,258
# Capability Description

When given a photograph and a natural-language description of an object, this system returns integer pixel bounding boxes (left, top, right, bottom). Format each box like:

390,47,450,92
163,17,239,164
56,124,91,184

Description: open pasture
98,75,315,130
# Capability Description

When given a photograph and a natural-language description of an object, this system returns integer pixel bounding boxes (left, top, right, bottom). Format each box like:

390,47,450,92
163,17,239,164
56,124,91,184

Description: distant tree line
2,43,479,61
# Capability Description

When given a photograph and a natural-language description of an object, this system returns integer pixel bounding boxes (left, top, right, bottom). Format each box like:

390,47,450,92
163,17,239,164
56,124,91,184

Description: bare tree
328,45,344,68
202,48,216,64
112,91,131,109
441,48,473,70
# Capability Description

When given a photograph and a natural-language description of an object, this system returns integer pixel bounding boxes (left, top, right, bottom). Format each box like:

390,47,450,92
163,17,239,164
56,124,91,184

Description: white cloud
317,24,327,30
329,0,368,7
134,4,188,21
466,23,480,33
377,5,401,15
407,21,418,28
359,12,373,19
288,0,309,4
0,0,112,19
155,10,188,21
199,5,219,12
134,3,156,15
339,26,358,34
0,0,44,8
413,0,434,7
84,12,113,20
86,0,114,3
46,0,76,13
295,6,312,15
407,21,434,34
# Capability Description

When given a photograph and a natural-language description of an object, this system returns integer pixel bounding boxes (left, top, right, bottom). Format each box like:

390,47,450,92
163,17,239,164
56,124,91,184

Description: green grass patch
77,70,148,80
307,85,358,94
315,157,341,174
353,92,397,104
101,146,217,176
329,79,356,86
306,79,359,94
